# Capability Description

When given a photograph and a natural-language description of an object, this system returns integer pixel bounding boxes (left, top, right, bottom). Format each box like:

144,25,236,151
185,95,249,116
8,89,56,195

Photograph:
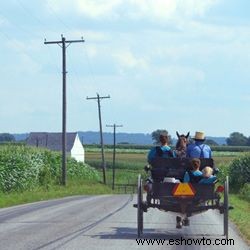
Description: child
199,166,217,184
183,158,202,183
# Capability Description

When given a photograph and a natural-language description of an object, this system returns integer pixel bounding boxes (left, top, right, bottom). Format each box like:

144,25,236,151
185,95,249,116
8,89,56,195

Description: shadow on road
90,226,224,240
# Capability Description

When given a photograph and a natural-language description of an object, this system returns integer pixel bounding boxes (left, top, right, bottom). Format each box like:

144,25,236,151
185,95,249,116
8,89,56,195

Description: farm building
26,132,85,162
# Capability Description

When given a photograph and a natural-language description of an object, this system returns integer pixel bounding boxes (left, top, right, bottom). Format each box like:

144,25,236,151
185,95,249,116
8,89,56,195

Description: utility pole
44,35,84,186
87,93,110,184
106,124,123,190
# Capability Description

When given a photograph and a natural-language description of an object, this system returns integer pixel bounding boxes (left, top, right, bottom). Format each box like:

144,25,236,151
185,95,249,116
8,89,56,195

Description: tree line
0,133,15,142
226,132,250,146
151,130,250,146
1,131,250,146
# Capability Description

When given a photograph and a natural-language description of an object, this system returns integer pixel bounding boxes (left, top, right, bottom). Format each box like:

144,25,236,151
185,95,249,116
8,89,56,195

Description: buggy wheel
223,176,229,239
137,175,143,238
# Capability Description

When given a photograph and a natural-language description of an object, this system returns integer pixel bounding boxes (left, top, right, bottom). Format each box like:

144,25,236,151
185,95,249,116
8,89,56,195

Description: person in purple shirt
186,131,212,158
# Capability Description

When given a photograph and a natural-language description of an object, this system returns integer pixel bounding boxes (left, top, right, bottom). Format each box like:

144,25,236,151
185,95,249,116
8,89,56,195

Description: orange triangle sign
172,183,196,196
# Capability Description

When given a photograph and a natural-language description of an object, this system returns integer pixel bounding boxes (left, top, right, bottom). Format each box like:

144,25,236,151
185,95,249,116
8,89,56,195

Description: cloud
113,49,148,70
241,94,250,102
47,0,122,19
4,39,42,74
76,0,123,18
0,15,9,27
47,0,220,21
129,0,220,21
155,65,205,83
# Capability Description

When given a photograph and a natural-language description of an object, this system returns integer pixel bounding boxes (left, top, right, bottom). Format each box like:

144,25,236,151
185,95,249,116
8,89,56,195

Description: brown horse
175,131,190,158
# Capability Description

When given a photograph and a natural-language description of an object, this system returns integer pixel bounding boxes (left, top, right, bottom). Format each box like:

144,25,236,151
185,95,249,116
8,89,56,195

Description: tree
247,137,250,146
205,139,218,146
151,129,172,145
0,133,15,142
226,132,248,146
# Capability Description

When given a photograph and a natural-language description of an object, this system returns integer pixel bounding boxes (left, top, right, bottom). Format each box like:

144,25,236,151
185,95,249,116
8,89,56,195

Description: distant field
85,144,250,152
85,149,242,186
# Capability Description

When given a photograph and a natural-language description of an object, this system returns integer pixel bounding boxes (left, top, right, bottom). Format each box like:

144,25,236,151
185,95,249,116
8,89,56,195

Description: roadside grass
229,194,250,243
0,179,112,208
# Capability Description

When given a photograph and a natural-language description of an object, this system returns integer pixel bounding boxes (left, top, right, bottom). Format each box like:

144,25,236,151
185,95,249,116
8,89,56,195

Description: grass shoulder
229,194,250,244
0,180,113,209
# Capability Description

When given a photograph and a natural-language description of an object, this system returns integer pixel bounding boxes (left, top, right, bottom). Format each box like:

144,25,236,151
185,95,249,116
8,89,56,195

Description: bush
239,183,250,202
228,153,250,192
67,159,100,181
0,145,100,192
216,163,230,184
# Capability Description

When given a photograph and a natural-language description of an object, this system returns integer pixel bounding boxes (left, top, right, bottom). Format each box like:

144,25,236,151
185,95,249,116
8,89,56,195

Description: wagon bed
150,157,214,182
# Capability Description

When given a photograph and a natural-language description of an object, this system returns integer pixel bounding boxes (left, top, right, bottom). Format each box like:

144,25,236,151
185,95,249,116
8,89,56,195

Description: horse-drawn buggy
134,157,231,239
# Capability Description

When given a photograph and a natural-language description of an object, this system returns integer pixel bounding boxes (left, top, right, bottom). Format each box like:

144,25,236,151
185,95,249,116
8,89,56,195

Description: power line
45,0,72,32
87,93,110,185
44,1,99,97
44,35,85,186
15,0,47,30
1,2,101,136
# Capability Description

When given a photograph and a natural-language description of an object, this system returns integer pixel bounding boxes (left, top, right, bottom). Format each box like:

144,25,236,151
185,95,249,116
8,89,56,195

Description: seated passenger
199,166,217,184
147,131,175,164
183,158,202,183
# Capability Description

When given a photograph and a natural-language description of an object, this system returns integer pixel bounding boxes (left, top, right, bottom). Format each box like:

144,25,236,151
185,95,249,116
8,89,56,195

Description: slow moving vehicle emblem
172,183,196,197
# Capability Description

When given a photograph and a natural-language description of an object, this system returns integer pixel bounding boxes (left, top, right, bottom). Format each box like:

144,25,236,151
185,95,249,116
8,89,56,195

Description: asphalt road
0,195,248,250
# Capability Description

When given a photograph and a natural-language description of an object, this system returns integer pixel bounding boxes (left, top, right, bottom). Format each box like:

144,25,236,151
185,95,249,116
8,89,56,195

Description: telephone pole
44,35,84,186
87,93,110,184
106,124,123,190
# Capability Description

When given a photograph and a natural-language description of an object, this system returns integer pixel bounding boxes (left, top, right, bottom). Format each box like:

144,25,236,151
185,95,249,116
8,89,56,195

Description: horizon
10,130,230,138
1,1,250,137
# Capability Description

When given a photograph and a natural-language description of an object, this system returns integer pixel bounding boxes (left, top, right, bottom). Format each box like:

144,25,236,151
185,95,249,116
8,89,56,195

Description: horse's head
176,131,190,149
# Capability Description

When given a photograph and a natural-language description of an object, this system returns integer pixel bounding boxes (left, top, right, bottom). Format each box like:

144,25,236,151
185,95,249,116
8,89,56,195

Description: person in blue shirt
147,131,175,164
199,166,217,184
145,132,175,194
186,131,212,158
183,158,203,183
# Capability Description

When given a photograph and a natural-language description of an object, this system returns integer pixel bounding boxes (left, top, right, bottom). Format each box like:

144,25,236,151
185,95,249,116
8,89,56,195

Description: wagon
134,158,231,239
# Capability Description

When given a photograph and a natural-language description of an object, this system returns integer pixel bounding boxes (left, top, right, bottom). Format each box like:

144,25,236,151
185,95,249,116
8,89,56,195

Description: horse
175,131,190,158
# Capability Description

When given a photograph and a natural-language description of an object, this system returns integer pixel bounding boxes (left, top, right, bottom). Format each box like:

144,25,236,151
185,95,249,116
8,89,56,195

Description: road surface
0,195,248,250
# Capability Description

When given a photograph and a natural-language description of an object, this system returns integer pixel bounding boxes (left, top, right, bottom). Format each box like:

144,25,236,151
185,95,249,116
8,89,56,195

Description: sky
0,0,250,138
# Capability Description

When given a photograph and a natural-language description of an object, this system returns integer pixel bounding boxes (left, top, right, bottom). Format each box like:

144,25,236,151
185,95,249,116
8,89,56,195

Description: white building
26,132,85,162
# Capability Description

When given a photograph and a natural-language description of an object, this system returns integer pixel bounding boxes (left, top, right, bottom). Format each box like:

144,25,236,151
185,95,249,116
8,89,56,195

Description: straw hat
193,131,205,141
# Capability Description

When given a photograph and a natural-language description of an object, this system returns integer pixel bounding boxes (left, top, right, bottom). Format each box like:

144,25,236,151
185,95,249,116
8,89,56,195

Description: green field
85,150,240,186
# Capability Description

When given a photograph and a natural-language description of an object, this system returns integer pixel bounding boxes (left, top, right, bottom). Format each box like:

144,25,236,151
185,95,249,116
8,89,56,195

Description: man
186,131,212,158
147,131,175,164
